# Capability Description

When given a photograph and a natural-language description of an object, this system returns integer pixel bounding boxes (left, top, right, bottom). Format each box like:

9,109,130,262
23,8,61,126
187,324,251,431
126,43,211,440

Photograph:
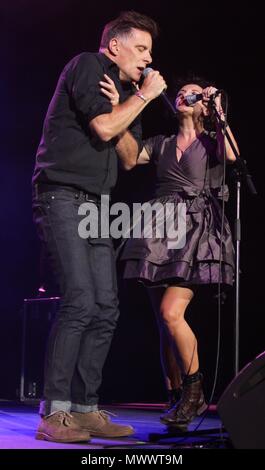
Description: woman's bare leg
148,287,182,392
159,286,198,374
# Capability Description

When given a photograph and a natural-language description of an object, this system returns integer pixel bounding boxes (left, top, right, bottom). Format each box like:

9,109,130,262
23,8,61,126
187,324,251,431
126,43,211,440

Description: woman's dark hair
100,11,159,49
174,74,213,97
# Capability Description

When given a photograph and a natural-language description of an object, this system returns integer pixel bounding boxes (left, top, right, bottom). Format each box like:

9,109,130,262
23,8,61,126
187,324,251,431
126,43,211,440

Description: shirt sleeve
66,53,112,122
128,115,143,155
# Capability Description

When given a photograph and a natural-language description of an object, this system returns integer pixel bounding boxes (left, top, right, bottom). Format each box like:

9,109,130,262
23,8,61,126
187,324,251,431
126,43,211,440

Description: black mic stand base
148,425,230,448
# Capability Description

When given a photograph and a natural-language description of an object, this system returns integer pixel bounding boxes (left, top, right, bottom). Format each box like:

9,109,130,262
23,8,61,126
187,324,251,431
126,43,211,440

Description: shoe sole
35,432,90,443
160,401,208,425
86,430,135,438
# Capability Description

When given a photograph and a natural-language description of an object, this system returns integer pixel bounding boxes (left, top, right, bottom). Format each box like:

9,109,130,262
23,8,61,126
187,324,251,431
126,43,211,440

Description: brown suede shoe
35,411,91,442
72,410,135,438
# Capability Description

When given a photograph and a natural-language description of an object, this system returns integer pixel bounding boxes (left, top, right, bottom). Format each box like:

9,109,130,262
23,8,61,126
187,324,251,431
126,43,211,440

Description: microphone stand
212,106,257,376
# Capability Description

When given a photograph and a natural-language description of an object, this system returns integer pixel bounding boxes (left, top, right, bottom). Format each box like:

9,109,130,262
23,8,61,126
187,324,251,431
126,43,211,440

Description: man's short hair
100,10,159,49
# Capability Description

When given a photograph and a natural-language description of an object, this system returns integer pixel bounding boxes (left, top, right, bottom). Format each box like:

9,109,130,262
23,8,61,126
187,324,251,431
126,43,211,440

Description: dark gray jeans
32,186,119,415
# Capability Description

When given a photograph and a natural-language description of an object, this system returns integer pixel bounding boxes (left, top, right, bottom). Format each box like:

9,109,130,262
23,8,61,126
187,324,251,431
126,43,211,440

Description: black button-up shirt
33,53,142,195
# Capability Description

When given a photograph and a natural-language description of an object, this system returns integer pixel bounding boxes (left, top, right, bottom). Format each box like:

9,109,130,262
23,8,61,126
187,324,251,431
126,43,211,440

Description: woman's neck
178,116,204,139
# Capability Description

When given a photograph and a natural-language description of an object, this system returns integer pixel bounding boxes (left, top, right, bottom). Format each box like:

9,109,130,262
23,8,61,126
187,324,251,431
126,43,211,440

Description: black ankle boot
160,387,182,419
168,388,182,408
160,372,207,430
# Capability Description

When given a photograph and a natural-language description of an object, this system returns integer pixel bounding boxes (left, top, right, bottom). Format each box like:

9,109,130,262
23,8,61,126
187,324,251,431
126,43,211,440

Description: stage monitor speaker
217,351,265,449
19,297,60,401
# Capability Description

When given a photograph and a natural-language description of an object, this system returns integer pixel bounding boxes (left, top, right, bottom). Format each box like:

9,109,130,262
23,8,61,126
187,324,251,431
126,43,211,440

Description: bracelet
135,90,147,102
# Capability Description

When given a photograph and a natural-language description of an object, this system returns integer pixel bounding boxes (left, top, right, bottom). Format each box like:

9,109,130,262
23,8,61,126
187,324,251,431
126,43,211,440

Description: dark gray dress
121,132,235,287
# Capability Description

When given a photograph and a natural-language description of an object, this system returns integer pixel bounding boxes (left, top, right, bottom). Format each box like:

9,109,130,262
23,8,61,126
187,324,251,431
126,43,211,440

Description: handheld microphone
142,67,177,116
184,89,222,106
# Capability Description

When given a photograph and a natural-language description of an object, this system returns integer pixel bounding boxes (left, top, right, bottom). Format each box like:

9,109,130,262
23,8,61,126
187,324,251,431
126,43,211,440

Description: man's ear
108,38,119,56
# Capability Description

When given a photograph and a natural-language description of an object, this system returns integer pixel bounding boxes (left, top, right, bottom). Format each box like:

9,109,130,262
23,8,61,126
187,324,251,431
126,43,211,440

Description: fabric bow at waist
156,185,229,213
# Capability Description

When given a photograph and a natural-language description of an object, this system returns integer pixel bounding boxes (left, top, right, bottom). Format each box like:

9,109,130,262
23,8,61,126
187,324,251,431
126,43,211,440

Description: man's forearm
115,131,139,170
90,93,149,142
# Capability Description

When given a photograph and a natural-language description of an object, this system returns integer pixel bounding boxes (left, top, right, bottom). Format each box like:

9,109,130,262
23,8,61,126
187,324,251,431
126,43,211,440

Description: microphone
142,67,177,116
184,89,222,106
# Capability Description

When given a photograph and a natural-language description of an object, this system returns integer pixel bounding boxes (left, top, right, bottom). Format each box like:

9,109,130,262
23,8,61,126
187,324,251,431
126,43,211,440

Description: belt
33,183,101,202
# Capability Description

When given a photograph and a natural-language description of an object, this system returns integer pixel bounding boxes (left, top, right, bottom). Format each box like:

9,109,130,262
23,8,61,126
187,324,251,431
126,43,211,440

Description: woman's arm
99,74,153,169
203,87,239,163
215,118,239,163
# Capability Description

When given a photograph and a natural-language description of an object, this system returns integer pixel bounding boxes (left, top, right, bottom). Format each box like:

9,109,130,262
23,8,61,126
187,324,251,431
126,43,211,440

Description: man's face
114,28,152,82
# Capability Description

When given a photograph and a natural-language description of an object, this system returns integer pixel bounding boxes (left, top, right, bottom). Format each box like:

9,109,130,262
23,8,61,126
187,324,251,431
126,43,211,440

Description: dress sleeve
142,135,165,162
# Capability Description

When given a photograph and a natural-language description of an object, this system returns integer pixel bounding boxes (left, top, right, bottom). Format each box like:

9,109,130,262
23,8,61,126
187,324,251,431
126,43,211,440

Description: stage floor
0,401,229,450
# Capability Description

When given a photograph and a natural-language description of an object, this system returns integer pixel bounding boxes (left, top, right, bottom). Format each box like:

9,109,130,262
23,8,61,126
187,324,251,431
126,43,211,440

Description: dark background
0,0,264,403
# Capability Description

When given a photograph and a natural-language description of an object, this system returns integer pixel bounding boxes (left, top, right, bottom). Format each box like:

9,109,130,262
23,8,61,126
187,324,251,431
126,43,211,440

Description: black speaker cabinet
217,351,265,449
19,297,60,401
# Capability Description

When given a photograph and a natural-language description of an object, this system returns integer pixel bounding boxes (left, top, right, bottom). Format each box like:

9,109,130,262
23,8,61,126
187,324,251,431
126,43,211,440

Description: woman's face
175,83,208,117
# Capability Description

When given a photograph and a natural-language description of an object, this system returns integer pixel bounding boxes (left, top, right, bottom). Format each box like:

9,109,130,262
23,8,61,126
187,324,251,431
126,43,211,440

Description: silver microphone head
184,94,202,106
184,89,222,106
142,67,153,78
